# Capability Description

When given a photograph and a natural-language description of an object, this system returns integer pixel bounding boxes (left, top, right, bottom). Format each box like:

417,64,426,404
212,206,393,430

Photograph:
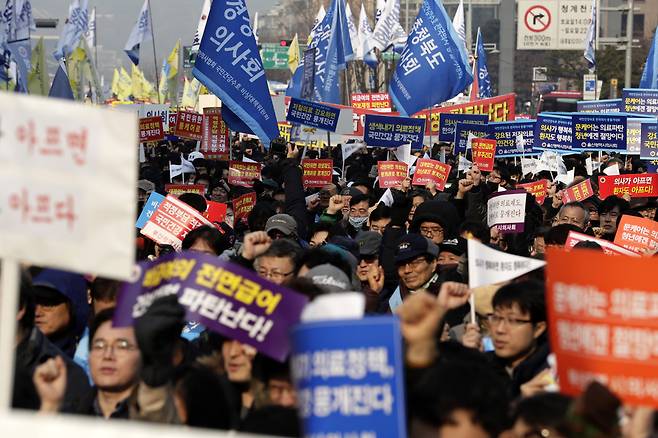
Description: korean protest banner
0,93,137,280
564,231,639,256
626,119,644,155
165,184,206,197
233,192,257,224
141,195,213,251
228,161,262,187
139,116,165,143
201,107,230,161
291,316,407,437
302,159,333,188
350,92,392,112
545,248,658,408
487,190,527,233
471,138,496,172
613,215,658,254
577,99,624,113
622,88,658,115
488,120,536,157
598,174,658,198
454,122,489,154
114,251,309,361
278,121,292,142
174,111,204,141
136,192,166,229
204,201,227,223
167,112,178,134
411,159,451,190
467,239,546,288
572,114,627,152
561,179,595,204
139,104,171,131
286,98,341,132
438,113,488,142
534,114,573,153
364,114,425,149
640,122,658,160
517,179,549,205
378,161,409,188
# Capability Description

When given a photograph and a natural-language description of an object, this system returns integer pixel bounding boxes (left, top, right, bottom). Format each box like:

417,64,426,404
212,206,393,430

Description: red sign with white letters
598,174,658,198
201,107,230,160
139,116,165,143
174,111,203,140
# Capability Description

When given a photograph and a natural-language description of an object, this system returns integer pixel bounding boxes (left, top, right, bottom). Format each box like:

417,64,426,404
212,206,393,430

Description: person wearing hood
409,200,460,245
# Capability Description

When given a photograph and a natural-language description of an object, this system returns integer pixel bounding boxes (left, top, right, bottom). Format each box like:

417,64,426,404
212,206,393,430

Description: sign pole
0,259,20,412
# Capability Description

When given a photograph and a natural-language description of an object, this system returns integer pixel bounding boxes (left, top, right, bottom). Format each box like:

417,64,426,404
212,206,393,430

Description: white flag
84,6,96,49
192,0,212,52
521,157,538,176
378,188,394,206
123,0,151,65
342,141,364,163
555,169,575,186
309,4,326,43
357,3,375,63
53,0,89,60
603,163,620,176
452,0,466,47
369,0,405,51
458,155,472,172
253,12,259,45
515,134,525,152
345,3,361,60
468,239,546,289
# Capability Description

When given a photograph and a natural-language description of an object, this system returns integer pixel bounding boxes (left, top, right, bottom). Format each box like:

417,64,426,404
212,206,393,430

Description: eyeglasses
398,256,428,269
91,339,137,355
256,269,294,281
487,314,532,327
359,254,378,264
420,226,443,236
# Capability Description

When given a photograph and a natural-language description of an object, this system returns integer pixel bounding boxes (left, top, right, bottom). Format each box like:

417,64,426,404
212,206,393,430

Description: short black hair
88,307,116,349
511,392,572,431
90,278,120,304
599,195,629,215
174,364,232,430
257,239,304,270
349,193,370,207
492,280,546,324
369,204,391,222
182,225,231,256
459,221,490,244
299,247,353,280
178,193,207,214
572,240,603,251
545,223,582,245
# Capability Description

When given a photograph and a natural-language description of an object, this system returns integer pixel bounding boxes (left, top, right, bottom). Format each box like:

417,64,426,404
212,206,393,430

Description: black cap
395,233,438,264
356,231,382,257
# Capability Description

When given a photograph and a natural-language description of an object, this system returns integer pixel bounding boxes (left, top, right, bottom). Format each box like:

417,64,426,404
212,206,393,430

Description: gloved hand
135,295,185,387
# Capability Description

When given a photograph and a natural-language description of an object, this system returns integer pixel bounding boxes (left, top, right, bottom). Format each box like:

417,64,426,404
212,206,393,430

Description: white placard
468,239,546,288
140,104,170,131
487,191,527,231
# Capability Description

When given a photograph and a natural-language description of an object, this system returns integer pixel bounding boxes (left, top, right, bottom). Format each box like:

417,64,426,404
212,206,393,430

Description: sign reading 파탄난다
0,92,137,280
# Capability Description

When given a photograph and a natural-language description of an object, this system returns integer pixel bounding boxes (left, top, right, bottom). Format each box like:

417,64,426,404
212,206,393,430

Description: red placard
411,159,451,191
350,92,392,112
517,179,548,205
139,116,165,143
564,230,638,256
613,215,658,254
378,161,408,189
201,107,230,160
167,112,178,134
228,161,262,187
302,159,333,188
598,174,658,198
232,192,256,224
165,184,205,197
562,179,594,204
204,201,227,223
141,195,213,250
545,248,658,408
470,138,496,172
174,111,203,140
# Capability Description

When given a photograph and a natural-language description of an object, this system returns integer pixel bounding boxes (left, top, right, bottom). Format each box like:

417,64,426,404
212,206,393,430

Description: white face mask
349,216,368,229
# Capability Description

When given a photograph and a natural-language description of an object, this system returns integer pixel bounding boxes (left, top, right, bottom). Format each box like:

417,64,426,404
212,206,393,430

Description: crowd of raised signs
12,127,658,438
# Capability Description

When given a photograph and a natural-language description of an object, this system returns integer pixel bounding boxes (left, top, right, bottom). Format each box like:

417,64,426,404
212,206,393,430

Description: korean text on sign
487,190,527,233
561,179,594,204
564,231,638,257
613,215,658,254
139,116,165,143
411,159,451,190
233,191,256,224
364,114,425,149
471,138,496,172
488,120,535,157
572,114,627,152
302,159,333,188
228,161,262,187
286,98,340,132
377,161,409,189
202,107,230,160
622,88,658,115
598,174,658,199
174,111,204,141
517,179,548,205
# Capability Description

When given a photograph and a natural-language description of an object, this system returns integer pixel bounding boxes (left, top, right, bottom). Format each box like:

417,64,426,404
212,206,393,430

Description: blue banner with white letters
488,120,536,157
640,122,658,160
438,113,487,142
286,98,340,132
136,192,165,229
534,114,573,153
576,99,623,113
454,122,489,155
622,88,658,115
192,0,279,145
364,113,425,148
572,114,627,152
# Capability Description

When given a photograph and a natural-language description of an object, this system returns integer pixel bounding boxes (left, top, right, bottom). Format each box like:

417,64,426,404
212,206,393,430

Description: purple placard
114,251,309,361
486,189,527,234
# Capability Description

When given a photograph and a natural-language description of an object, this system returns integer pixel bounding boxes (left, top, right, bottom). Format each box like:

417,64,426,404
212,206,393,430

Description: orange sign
517,179,548,205
471,138,496,172
411,159,451,191
613,215,658,253
378,161,408,189
302,159,334,188
562,179,594,204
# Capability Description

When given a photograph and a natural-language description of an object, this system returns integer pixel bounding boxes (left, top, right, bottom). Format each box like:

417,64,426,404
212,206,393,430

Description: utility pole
624,0,633,87
466,0,473,51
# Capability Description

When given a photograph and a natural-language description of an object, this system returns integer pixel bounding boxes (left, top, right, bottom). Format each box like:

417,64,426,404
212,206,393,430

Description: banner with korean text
364,114,425,148
411,159,451,190
598,174,658,198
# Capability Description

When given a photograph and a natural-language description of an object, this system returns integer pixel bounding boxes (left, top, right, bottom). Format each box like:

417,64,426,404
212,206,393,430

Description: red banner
174,111,203,140
141,195,213,250
562,179,594,204
411,159,451,191
378,161,408,189
167,112,178,134
201,108,230,160
517,179,548,205
613,215,658,254
546,248,658,408
350,92,392,112
564,230,638,256
233,192,256,224
165,184,206,197
228,161,262,187
471,138,496,172
139,116,165,143
204,201,227,223
598,174,658,198
302,159,333,188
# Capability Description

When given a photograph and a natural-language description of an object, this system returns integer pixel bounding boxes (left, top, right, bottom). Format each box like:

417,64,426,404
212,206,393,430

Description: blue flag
193,0,278,145
53,0,88,60
583,0,596,69
7,40,29,93
389,0,473,116
475,29,492,98
640,27,658,89
124,0,151,65
48,62,74,100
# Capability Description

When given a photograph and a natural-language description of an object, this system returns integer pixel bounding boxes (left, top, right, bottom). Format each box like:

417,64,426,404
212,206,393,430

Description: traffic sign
524,5,551,33
517,0,593,51
260,43,290,70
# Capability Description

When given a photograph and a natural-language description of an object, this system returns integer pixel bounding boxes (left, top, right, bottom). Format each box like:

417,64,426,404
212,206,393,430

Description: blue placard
363,113,425,148
534,114,573,153
576,99,623,113
640,122,658,160
646,160,658,173
136,192,165,229
454,122,489,154
286,98,341,132
488,120,536,157
290,316,406,437
438,113,488,142
622,88,658,115
572,114,627,152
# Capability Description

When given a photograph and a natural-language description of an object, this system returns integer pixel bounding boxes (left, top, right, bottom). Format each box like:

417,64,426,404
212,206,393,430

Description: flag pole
147,0,161,104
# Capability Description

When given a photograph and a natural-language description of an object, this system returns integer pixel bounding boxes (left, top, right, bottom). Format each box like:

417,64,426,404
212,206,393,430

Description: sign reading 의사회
622,88,658,115
534,114,572,153
572,114,627,152
364,114,425,149
438,113,488,143
302,159,333,188
286,98,340,132
488,120,536,157
487,190,527,233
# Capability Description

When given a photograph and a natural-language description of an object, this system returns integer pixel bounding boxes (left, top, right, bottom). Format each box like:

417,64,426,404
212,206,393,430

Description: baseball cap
303,264,351,293
340,187,362,197
395,233,439,264
356,231,382,257
265,214,297,237
439,237,467,257
137,179,155,193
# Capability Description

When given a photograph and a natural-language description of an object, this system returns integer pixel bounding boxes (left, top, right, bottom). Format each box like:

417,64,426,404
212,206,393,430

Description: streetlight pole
624,0,633,87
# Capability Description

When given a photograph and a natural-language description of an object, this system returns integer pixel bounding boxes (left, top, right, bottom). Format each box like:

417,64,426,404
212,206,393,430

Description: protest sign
302,159,333,188
141,195,213,251
278,121,292,142
286,98,340,132
233,192,257,224
0,93,137,279
613,215,658,253
411,159,451,190
545,248,658,408
454,122,489,154
626,119,643,155
228,161,262,187
136,192,165,229
139,104,171,131
487,190,527,233
291,316,407,437
561,179,595,204
114,252,309,361
438,113,488,142
471,138,496,172
350,92,392,112
572,114,627,152
467,239,546,288
364,114,425,148
521,157,538,176
598,174,658,198
139,116,165,143
167,112,178,134
534,114,573,153
640,122,658,160
201,107,230,161
622,88,658,115
165,184,206,197
576,99,624,113
564,231,639,256
517,179,548,205
378,161,408,188
204,201,227,224
488,120,536,157
174,111,204,141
